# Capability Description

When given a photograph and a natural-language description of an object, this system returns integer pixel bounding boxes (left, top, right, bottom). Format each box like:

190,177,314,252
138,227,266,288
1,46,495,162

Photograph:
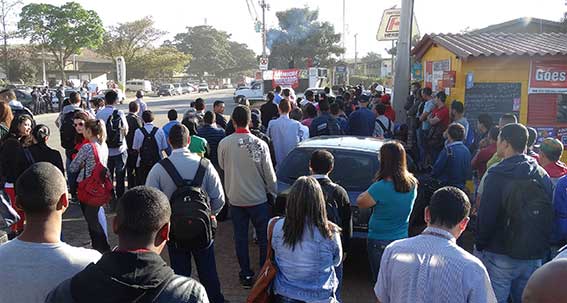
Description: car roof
296,136,388,153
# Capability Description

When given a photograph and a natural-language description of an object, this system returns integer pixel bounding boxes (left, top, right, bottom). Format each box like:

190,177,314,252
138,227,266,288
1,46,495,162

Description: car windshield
160,85,171,89
277,148,379,192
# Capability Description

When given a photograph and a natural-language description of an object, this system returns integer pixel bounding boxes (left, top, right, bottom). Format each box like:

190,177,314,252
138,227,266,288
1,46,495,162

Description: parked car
181,83,194,94
126,79,152,92
96,89,126,104
158,84,176,96
198,82,209,93
233,81,264,102
14,89,33,108
275,136,417,239
173,83,184,95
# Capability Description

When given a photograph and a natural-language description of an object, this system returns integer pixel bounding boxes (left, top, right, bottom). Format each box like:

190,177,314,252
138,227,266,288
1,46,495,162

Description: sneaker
239,276,254,289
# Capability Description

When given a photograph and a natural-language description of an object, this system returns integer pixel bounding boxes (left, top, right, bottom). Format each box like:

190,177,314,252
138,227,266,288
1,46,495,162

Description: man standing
146,124,226,303
133,110,168,185
46,186,209,303
417,87,435,165
213,100,227,130
538,138,567,185
267,99,305,166
134,90,147,117
273,85,283,105
125,101,143,189
375,187,496,303
310,99,343,137
162,109,181,155
57,91,91,168
427,91,450,160
451,100,469,138
373,103,395,139
198,111,226,170
218,105,277,288
96,90,129,200
0,163,101,302
348,94,375,137
194,98,206,126
431,123,472,190
260,92,279,129
476,123,554,303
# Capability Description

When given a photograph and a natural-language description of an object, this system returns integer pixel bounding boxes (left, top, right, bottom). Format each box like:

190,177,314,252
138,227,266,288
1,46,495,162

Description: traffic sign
259,57,269,70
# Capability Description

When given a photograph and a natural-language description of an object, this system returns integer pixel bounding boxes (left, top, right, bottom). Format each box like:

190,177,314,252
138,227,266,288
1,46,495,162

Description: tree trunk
60,57,66,86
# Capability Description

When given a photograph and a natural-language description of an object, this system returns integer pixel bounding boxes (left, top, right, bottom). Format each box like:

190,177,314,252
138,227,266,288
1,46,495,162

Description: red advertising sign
272,69,300,89
529,60,567,94
442,71,456,88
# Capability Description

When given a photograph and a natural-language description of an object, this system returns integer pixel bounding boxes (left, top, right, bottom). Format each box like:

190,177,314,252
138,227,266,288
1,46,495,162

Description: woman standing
68,119,110,253
357,141,418,282
271,176,342,303
22,124,65,173
0,114,34,234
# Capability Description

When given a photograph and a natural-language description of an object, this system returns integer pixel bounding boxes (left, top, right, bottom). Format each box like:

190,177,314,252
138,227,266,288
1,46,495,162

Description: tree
267,8,344,69
18,2,104,82
6,45,38,83
0,0,21,81
129,46,191,79
172,25,234,76
98,16,166,64
219,41,257,76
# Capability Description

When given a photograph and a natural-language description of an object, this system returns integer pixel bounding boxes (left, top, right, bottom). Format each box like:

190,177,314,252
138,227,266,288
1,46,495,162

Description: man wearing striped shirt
375,187,496,303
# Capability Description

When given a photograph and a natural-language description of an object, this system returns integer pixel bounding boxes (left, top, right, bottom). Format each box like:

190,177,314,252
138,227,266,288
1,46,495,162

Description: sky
17,0,567,59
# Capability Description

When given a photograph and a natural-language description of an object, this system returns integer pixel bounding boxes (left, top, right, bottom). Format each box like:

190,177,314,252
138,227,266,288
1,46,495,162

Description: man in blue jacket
431,123,472,190
476,123,553,303
347,94,375,137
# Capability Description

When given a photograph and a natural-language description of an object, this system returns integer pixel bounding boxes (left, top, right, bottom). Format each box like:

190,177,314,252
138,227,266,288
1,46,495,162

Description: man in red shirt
539,138,567,185
428,91,450,129
472,126,499,178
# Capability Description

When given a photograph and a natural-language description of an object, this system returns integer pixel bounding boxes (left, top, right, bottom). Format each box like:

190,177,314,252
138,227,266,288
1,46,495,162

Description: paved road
35,89,376,302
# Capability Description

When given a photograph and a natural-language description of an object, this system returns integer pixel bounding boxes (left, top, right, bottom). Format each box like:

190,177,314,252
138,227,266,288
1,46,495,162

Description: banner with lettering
272,69,300,89
529,60,567,94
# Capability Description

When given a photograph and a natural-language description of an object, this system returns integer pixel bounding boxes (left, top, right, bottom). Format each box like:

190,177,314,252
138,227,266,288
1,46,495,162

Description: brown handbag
247,217,281,303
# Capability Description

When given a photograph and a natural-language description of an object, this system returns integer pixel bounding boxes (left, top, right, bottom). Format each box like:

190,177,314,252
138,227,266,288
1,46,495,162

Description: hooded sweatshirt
543,161,567,185
46,251,208,303
476,154,553,255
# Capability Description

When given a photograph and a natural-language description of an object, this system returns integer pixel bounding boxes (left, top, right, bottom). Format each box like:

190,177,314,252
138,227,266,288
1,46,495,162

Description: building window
558,94,567,123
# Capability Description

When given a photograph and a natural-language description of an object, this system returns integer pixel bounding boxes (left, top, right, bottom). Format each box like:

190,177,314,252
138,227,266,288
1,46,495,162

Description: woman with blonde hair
271,176,342,303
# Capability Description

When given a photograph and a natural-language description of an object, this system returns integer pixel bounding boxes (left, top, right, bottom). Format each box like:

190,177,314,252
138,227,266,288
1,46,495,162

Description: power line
244,0,256,22
250,0,260,20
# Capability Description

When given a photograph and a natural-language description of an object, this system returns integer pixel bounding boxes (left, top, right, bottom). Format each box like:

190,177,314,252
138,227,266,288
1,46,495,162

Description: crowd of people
0,82,566,303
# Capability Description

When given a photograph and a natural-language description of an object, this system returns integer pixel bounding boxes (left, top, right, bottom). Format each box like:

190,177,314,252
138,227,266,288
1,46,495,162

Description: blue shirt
271,218,342,302
348,107,375,137
367,180,417,241
274,92,283,105
421,100,436,130
162,120,180,155
267,114,305,166
431,141,472,189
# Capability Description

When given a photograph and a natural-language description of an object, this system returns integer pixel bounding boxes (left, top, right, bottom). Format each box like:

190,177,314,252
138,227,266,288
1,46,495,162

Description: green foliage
98,16,166,64
267,7,344,69
18,2,104,79
219,41,257,76
6,45,37,83
129,46,191,79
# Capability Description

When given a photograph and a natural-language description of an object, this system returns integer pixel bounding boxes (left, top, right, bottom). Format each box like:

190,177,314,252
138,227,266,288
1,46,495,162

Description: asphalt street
34,88,376,302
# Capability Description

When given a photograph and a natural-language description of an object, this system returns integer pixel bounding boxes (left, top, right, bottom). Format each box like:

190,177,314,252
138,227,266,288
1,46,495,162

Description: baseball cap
540,138,564,161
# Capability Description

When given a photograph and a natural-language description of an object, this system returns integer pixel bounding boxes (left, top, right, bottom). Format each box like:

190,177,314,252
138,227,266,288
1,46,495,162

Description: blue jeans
168,241,224,303
231,202,269,278
335,263,343,302
367,239,394,282
477,250,541,303
107,152,127,198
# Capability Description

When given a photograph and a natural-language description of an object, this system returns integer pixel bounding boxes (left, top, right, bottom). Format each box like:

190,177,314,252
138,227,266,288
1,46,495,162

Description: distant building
472,17,566,34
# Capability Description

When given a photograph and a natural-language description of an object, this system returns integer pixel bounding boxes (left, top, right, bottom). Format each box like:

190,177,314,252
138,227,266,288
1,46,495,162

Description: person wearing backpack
68,119,111,253
373,103,394,139
309,98,344,138
125,101,143,189
96,90,129,200
309,149,351,301
56,92,91,176
476,123,554,303
133,110,168,185
145,124,227,303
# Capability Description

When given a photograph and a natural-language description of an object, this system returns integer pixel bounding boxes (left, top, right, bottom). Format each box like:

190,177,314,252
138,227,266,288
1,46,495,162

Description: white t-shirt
0,239,101,303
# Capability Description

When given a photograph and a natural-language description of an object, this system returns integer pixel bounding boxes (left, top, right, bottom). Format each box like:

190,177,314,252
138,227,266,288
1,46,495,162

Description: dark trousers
336,263,343,302
79,203,110,253
231,202,269,278
136,165,153,186
126,150,138,189
107,152,127,199
168,242,225,303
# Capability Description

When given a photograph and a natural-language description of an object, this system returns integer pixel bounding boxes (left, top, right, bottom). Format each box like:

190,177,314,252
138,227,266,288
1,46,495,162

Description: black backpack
321,182,342,226
125,113,143,149
139,127,160,168
60,109,82,150
376,118,394,139
160,158,215,250
314,116,343,137
502,176,553,259
106,110,125,148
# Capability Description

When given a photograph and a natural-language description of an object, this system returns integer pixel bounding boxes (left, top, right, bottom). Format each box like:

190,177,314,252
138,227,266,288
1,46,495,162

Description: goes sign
529,60,567,94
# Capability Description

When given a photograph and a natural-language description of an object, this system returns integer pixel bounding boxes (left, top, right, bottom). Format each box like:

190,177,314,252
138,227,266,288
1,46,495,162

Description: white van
126,79,152,92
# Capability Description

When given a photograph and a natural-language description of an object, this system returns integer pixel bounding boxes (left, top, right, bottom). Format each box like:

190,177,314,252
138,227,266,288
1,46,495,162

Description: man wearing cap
347,94,375,137
539,138,567,185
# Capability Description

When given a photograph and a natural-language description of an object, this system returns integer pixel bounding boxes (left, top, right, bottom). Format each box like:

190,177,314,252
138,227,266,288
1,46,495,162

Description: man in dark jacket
476,123,554,303
309,99,343,137
347,94,375,137
431,123,472,190
309,149,352,302
198,111,226,169
125,102,143,189
46,186,209,303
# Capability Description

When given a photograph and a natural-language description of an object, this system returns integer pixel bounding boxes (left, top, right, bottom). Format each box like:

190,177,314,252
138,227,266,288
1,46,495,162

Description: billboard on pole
115,56,126,88
376,8,420,41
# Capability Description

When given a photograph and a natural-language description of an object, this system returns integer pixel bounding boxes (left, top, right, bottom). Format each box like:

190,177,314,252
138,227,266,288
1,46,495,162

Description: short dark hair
15,163,67,215
181,117,198,136
290,108,302,121
32,124,50,143
303,103,317,118
499,123,528,153
282,88,291,97
429,186,471,229
204,111,214,124
451,100,464,114
142,110,154,123
305,90,314,99
128,101,139,113
499,113,518,126
478,114,493,129
69,91,81,104
105,90,118,105
527,127,538,148
310,150,334,174
232,105,251,128
375,103,387,115
489,126,500,141
436,91,447,102
267,92,275,102
422,87,433,97
275,85,282,93
447,123,465,141
115,186,171,243
330,102,340,115
168,124,189,148
411,82,421,89
318,99,330,112
213,100,224,108
167,109,178,121
195,98,205,111
279,99,291,113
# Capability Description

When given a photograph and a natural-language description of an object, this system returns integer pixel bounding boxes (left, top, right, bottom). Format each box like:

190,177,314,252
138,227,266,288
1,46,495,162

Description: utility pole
393,0,415,124
342,0,345,59
354,33,358,76
259,0,269,57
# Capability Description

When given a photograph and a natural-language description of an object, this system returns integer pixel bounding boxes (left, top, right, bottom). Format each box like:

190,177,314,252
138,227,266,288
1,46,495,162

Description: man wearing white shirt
133,110,168,185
